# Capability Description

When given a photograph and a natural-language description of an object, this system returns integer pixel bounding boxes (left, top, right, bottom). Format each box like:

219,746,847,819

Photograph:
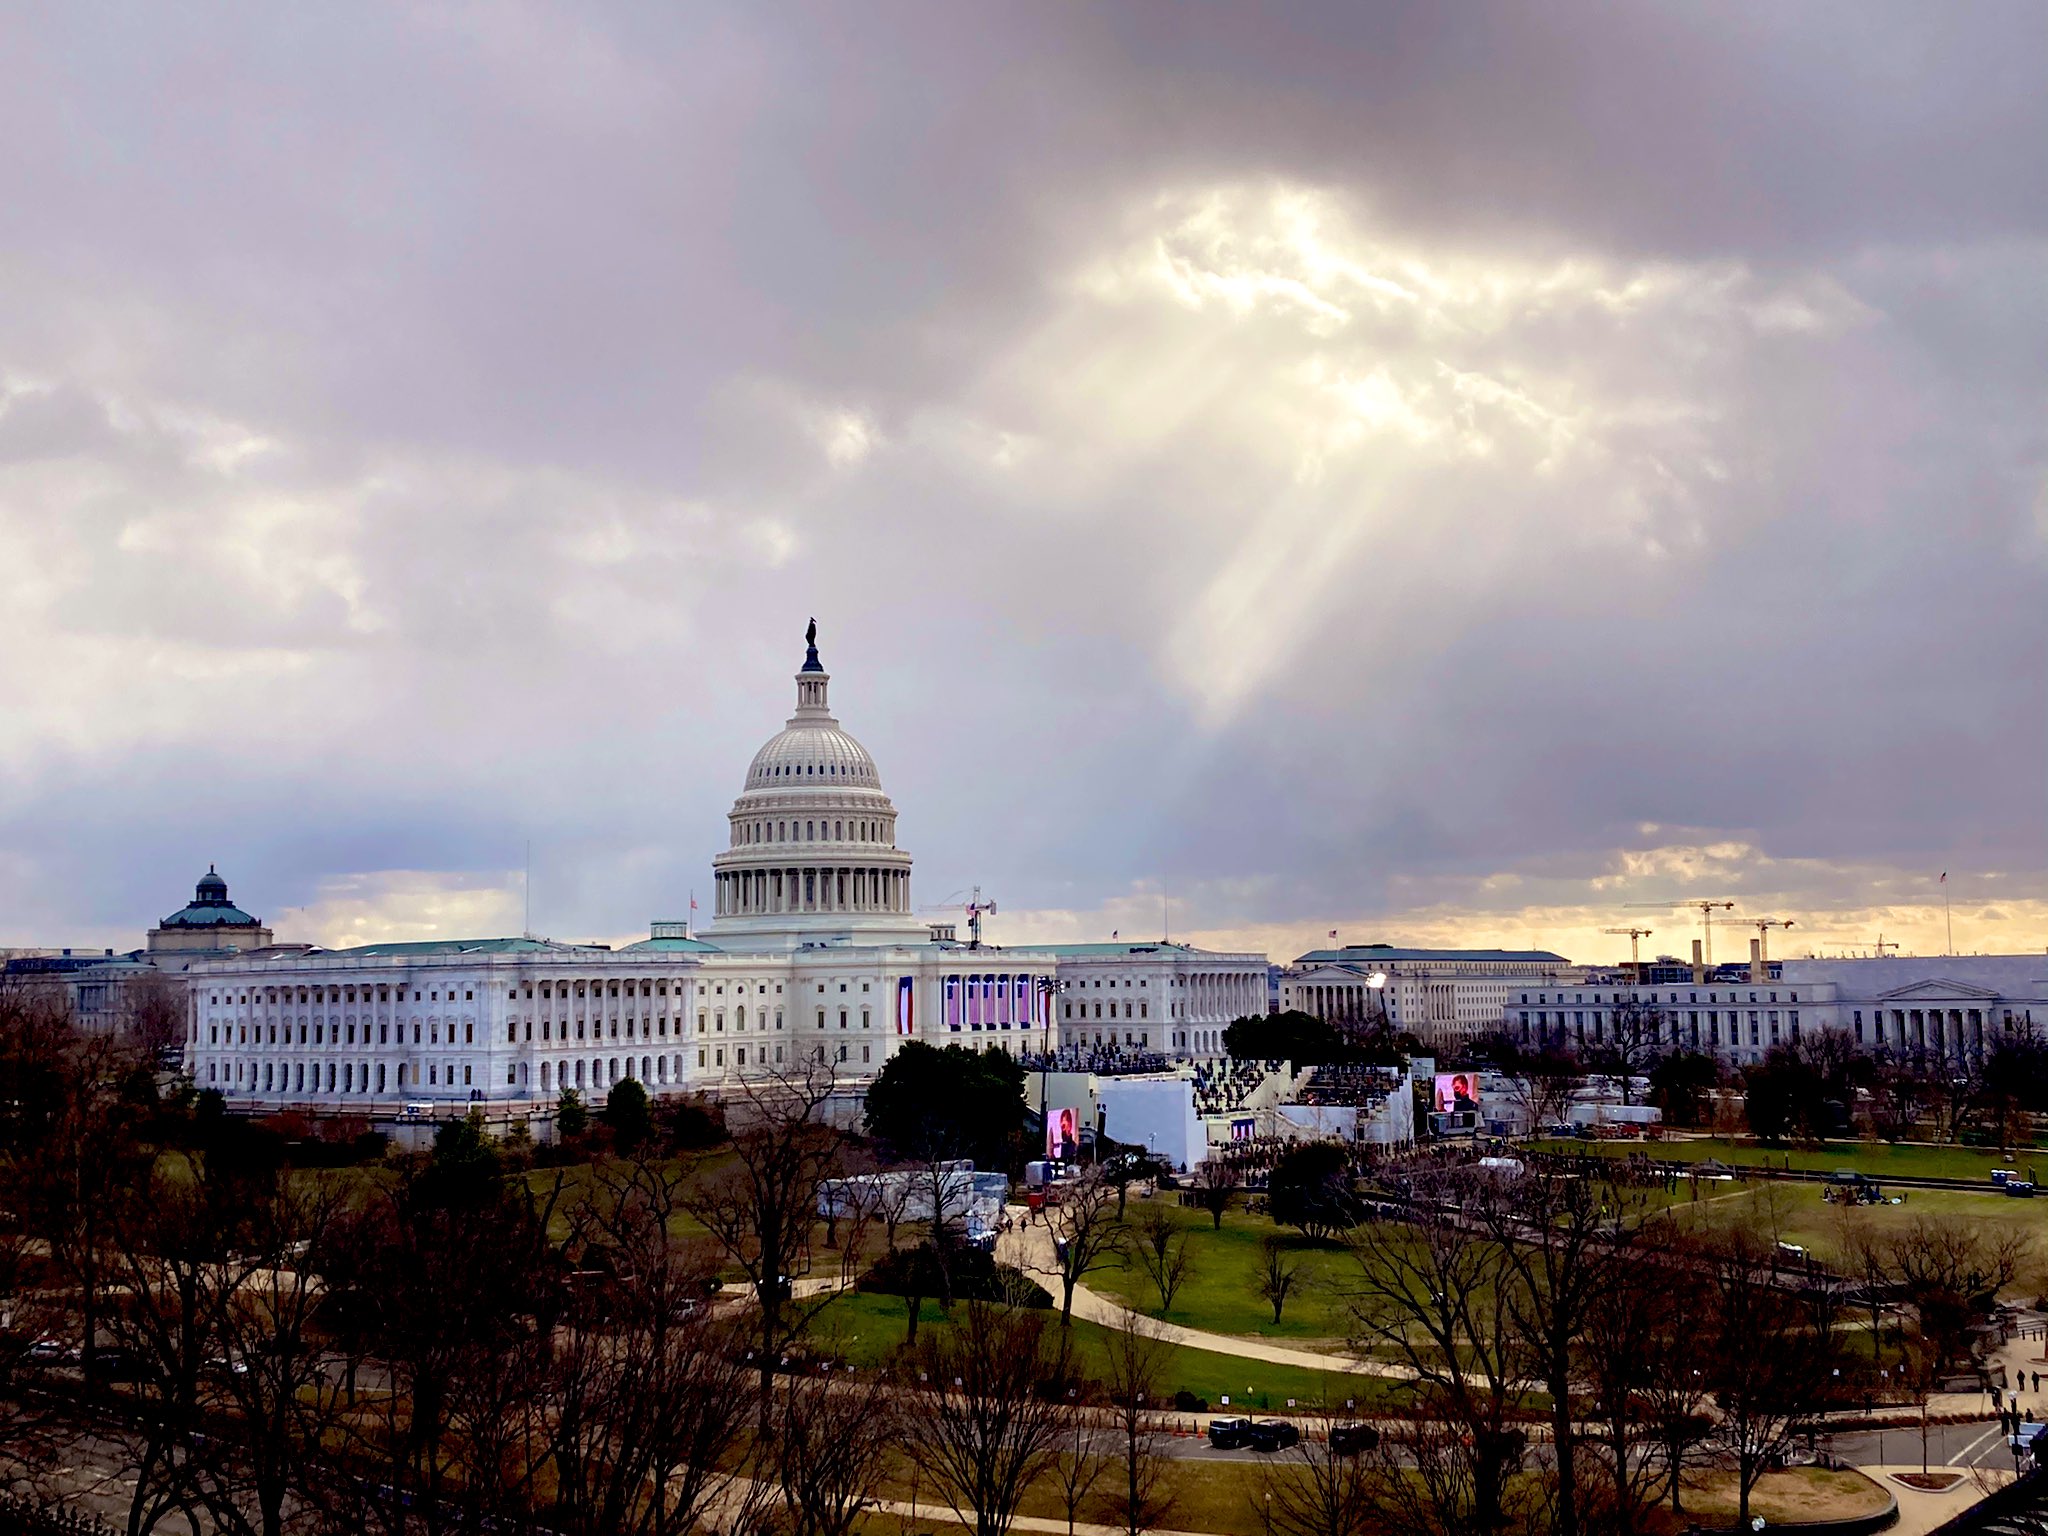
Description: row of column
1188,971,1259,1019
1304,982,1375,1020
715,864,907,917
1872,1007,1984,1058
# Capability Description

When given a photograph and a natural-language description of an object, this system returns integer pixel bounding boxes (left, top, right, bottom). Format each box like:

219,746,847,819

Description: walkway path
997,1208,1412,1380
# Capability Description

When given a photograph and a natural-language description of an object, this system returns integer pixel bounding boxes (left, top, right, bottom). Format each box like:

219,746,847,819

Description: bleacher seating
1296,1062,1402,1110
1191,1057,1283,1117
1018,1043,1172,1077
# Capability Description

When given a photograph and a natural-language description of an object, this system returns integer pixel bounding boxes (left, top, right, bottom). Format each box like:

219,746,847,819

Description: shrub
858,1243,1053,1309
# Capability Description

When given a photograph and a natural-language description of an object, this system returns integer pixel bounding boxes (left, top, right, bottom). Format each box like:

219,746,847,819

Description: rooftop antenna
523,839,532,938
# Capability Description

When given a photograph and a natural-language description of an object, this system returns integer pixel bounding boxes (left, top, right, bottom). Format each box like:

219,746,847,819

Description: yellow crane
1728,916,1795,970
1601,926,1655,965
1624,899,1735,965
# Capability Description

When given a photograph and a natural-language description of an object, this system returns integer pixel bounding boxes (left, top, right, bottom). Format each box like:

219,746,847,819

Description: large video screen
1046,1104,1082,1160
1432,1072,1479,1115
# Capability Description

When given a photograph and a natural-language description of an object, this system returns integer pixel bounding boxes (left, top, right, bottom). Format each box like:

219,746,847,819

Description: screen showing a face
1046,1107,1079,1158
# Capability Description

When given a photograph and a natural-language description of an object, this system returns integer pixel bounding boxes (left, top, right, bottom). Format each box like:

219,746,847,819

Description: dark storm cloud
0,2,2040,959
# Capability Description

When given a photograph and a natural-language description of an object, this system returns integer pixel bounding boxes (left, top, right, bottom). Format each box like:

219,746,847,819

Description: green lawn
1531,1135,2045,1184
808,1290,1407,1415
1660,1182,2048,1268
1086,1201,1359,1348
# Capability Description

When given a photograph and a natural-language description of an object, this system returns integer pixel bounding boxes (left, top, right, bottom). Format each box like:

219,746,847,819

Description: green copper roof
161,905,263,927
987,942,1199,957
619,936,724,953
1294,945,1569,966
328,937,610,958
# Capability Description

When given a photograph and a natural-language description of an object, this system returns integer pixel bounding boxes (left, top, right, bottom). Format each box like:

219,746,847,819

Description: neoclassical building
183,631,1268,1113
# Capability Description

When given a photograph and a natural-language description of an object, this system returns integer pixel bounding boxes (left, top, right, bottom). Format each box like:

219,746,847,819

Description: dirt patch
1680,1466,1892,1523
1894,1471,1965,1491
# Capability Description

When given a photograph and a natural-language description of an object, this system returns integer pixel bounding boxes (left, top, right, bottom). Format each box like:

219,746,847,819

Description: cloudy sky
2,3,2043,967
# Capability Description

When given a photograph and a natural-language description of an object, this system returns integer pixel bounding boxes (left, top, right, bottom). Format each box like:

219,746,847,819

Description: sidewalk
1863,1465,2012,1536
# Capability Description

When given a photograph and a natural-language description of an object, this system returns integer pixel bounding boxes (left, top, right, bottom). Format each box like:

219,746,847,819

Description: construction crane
1823,934,1900,958
1727,916,1794,969
920,886,998,949
1601,927,1655,965
1624,899,1735,965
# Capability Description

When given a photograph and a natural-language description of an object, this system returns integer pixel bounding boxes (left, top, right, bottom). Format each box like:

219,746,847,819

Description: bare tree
1343,1415,1543,1536
118,970,187,1063
549,1155,767,1536
1039,1170,1127,1328
1832,1207,1894,1371
1582,1222,1710,1530
1704,1230,1828,1532
1129,1209,1190,1316
326,1147,569,1536
102,1145,276,1536
1588,999,1665,1105
1188,1159,1233,1230
1482,1167,1634,1536
0,980,94,1482
773,1362,899,1536
7,999,153,1383
1254,1410,1382,1536
1506,1047,1583,1136
1876,1212,2031,1373
1253,1235,1301,1326
902,1297,1076,1536
682,1066,848,1412
1099,1311,1177,1536
198,1172,354,1536
1048,1404,1110,1536
1346,1178,1532,1536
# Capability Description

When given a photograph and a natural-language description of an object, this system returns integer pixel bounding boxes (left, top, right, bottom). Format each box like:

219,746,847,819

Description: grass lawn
937,1452,1285,1533
1085,1201,1358,1348
1533,1134,2046,1184
809,1290,1408,1415
854,1455,1307,1536
1660,1182,2048,1268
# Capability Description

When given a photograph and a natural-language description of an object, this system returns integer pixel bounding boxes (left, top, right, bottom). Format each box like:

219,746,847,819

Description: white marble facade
185,632,1269,1112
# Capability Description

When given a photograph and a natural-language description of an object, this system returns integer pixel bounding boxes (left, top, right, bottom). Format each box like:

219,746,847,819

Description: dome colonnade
705,634,919,942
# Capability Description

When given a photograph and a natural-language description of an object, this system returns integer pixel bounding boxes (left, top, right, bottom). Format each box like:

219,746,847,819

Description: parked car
1249,1420,1302,1453
85,1345,151,1382
1328,1423,1380,1456
1207,1417,1253,1450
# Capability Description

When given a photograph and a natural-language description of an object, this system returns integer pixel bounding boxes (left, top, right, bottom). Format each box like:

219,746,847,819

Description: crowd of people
1296,1061,1403,1108
1018,1042,1171,1077
1191,1057,1282,1117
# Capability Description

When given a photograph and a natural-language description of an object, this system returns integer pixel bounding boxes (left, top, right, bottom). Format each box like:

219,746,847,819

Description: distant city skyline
2,5,2041,966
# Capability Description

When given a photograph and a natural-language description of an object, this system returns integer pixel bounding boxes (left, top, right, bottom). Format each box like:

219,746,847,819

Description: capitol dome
702,624,925,950
744,724,881,790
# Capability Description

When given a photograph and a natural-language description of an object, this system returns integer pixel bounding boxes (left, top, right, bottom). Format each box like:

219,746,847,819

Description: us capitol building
184,630,1268,1114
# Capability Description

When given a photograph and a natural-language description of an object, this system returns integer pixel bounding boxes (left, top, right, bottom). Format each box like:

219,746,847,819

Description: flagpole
1944,875,1953,956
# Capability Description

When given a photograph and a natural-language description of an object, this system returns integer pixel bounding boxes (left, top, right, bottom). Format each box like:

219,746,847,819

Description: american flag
1940,872,1947,883
1328,929,1338,939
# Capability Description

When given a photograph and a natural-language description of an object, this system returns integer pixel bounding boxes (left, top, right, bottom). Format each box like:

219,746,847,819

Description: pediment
1292,964,1377,984
1876,977,2002,1002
